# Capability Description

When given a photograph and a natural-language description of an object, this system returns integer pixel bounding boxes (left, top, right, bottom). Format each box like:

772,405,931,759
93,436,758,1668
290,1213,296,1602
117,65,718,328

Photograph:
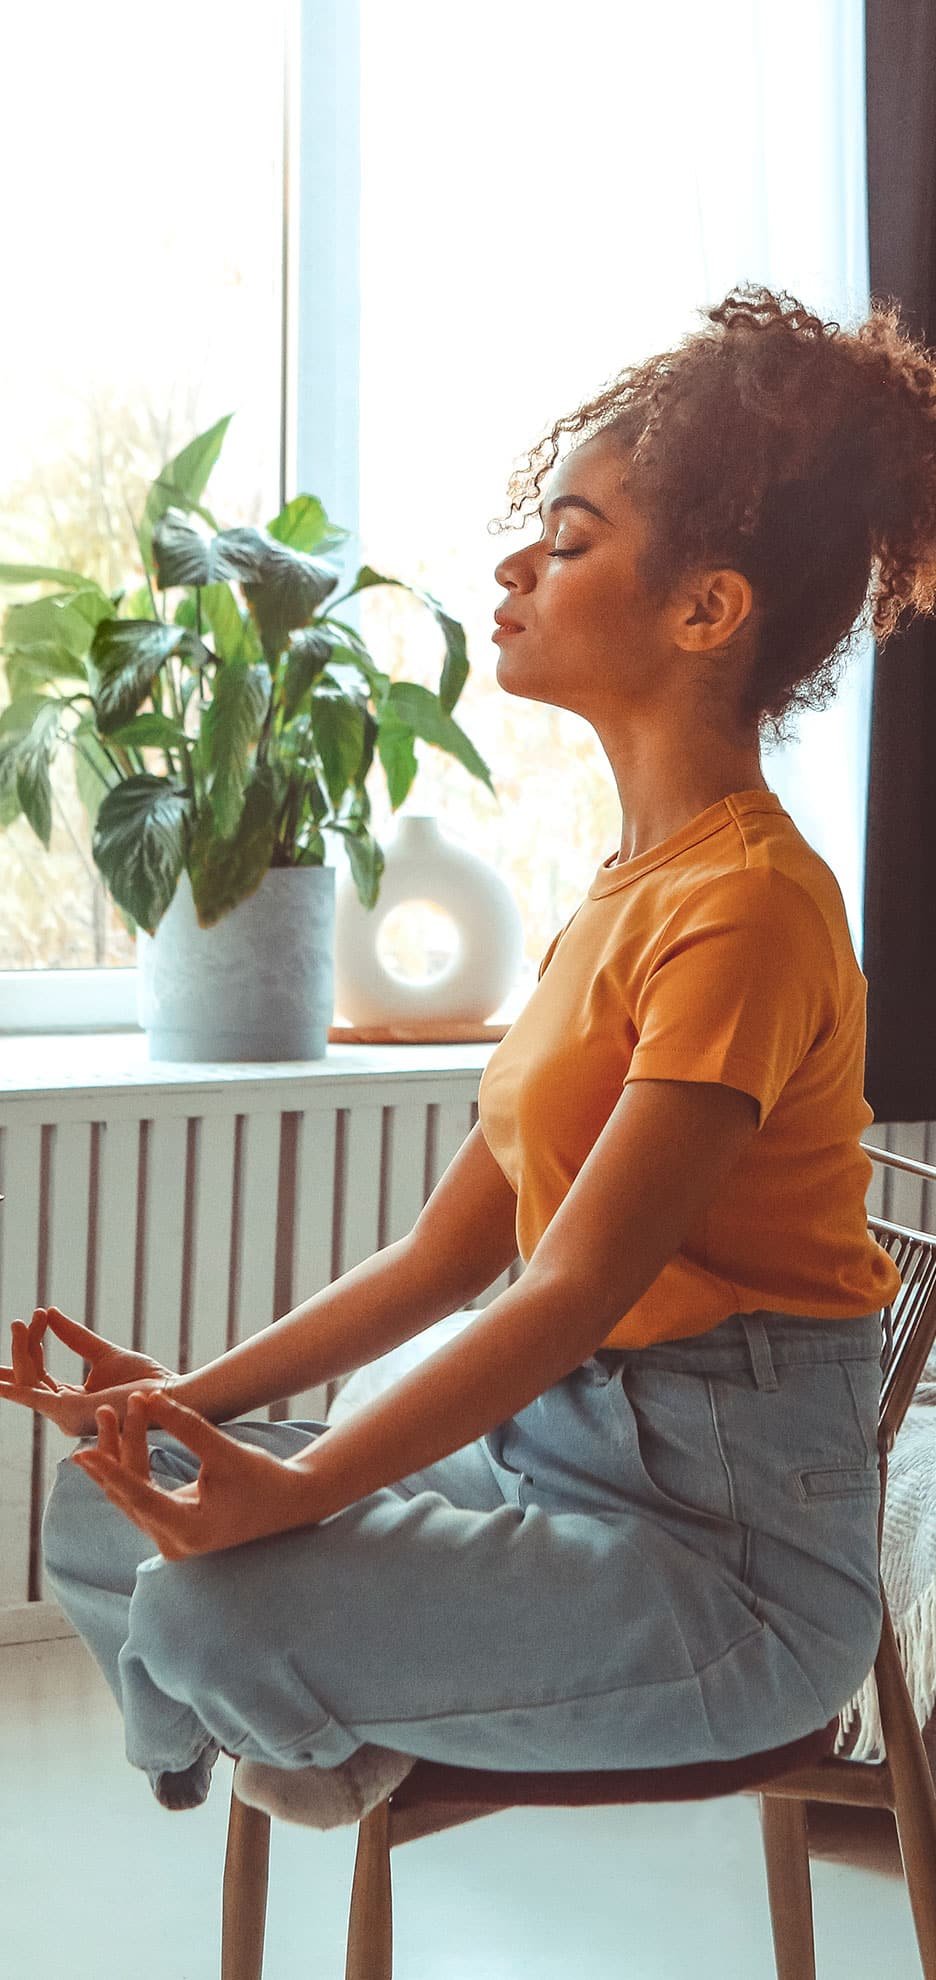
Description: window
0,0,288,1007
353,0,873,1014
0,0,872,1030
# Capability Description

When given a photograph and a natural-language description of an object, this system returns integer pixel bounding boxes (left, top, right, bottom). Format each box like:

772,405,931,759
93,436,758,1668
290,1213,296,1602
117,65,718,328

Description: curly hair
488,283,936,749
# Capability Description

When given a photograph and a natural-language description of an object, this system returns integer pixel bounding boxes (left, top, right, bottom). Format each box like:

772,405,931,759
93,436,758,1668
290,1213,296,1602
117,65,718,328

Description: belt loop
740,1311,779,1391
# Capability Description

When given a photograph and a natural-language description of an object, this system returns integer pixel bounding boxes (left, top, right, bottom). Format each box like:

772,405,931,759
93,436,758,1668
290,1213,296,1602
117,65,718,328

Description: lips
494,613,525,631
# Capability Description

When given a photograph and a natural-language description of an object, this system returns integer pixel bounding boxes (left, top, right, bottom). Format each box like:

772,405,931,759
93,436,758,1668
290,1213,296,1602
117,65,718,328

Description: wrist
162,1371,216,1421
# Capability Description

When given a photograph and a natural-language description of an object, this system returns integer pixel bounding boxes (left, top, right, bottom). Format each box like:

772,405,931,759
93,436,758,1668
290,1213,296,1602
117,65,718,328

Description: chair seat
388,1715,841,1811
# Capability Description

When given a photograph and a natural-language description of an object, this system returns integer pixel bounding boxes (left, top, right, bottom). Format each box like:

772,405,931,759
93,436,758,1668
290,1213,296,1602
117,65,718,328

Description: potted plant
0,414,494,1059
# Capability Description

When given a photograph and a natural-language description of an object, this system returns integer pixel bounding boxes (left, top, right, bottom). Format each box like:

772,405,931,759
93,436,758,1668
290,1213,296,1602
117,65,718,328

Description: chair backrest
864,1143,936,1461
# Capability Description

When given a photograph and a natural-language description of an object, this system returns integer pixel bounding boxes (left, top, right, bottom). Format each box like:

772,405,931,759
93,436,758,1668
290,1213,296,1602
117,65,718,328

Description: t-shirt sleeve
536,904,583,981
622,871,837,1130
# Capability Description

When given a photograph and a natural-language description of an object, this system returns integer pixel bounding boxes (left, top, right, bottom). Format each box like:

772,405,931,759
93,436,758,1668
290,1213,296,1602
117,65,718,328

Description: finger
138,1389,227,1464
43,1307,103,1357
27,1308,48,1354
122,1392,152,1481
26,1312,57,1388
70,1450,186,1548
0,1378,48,1410
9,1319,50,1389
94,1404,121,1463
71,1453,148,1526
11,1322,31,1387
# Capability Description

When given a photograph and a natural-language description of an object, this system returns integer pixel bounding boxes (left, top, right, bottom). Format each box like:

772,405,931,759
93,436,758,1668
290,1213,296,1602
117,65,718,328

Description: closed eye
549,547,585,558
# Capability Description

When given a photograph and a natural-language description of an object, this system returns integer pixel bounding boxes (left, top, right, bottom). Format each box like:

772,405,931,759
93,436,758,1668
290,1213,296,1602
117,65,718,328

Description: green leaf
72,724,117,831
280,628,333,720
121,584,159,622
92,774,191,934
188,765,278,928
267,494,350,555
89,619,194,733
318,612,373,656
308,683,366,811
140,414,232,572
352,705,379,793
375,702,419,810
0,739,24,827
0,691,58,740
4,644,88,695
200,659,271,837
320,644,391,711
329,822,385,910
15,698,62,849
153,514,340,662
105,712,189,751
4,586,114,662
274,739,329,830
385,680,494,795
151,510,219,588
0,562,92,588
293,826,327,865
341,566,469,714
68,586,118,646
201,582,263,663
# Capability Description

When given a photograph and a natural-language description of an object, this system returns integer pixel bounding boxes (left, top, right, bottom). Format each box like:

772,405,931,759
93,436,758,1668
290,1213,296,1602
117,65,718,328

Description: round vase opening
375,898,460,985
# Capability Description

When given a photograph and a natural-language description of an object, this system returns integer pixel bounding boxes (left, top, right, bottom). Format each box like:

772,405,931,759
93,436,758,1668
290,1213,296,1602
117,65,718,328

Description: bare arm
284,1079,761,1522
170,1121,521,1424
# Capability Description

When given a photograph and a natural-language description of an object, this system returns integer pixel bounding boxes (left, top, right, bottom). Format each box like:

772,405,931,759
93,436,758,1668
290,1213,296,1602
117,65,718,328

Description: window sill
0,1029,498,1102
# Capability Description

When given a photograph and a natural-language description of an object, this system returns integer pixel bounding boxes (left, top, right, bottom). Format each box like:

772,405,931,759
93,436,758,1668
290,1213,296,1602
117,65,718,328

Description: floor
0,1633,923,1980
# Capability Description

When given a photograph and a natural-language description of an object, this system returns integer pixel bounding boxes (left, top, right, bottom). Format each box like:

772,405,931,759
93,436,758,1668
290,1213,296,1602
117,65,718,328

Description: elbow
520,1261,629,1363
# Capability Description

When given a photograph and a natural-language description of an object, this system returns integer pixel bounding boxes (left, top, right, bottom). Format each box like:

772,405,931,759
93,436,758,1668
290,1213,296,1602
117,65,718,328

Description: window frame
0,0,362,1036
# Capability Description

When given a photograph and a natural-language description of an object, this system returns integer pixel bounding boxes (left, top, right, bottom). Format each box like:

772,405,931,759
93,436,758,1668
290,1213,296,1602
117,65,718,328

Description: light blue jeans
40,1306,885,1780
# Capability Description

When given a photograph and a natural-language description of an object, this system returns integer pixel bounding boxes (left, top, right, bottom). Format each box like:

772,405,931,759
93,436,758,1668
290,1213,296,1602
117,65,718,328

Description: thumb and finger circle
10,1321,57,1394
5,1305,111,1407
44,1306,109,1362
90,1390,220,1479
26,1311,58,1386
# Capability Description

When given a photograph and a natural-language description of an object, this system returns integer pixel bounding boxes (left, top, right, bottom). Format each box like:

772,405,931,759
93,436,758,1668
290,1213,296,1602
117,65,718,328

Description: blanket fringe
833,1574,936,1763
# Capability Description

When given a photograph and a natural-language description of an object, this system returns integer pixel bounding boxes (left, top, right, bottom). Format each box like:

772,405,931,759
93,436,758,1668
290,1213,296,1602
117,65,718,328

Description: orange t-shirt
478,788,901,1349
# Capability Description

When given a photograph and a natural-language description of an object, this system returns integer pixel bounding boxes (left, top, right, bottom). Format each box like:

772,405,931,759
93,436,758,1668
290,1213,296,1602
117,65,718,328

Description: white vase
136,865,335,1061
333,814,523,1024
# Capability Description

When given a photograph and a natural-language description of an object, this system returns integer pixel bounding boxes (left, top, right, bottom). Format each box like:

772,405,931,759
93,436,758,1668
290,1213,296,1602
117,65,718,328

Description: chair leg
345,1798,393,1980
759,1794,817,1980
222,1771,271,1980
875,1594,936,1977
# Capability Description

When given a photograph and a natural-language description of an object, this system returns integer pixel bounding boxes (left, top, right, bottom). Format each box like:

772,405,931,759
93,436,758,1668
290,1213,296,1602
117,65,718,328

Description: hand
70,1388,320,1559
0,1307,173,1438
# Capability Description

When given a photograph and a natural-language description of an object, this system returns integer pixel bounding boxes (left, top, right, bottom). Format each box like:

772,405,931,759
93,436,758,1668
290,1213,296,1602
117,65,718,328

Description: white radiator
0,1067,522,1628
0,1067,932,1639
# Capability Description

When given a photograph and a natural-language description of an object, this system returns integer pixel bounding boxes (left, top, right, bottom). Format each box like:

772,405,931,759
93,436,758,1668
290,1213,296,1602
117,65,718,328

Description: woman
3,284,933,1828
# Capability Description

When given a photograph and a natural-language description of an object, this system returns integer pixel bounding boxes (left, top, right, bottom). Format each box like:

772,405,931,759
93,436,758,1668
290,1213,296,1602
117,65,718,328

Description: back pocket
793,1459,880,1503
792,1354,882,1503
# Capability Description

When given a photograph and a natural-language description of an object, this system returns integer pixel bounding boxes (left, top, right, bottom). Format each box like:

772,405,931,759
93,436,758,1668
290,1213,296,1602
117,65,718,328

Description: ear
679,566,755,649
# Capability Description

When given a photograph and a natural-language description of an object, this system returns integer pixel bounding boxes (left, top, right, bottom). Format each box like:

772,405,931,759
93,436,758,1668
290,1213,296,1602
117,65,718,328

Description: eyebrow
540,494,612,523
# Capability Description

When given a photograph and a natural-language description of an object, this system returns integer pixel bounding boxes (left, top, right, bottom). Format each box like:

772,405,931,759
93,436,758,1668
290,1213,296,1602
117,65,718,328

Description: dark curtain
862,0,936,1120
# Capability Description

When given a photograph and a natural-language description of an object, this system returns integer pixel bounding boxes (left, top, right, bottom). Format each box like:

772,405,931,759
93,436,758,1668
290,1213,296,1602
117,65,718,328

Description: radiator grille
1,1088,932,1621
0,1075,521,1612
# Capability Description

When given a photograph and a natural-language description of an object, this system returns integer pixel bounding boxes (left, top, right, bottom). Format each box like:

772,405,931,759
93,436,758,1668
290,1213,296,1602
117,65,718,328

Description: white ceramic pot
136,864,335,1061
333,813,523,1024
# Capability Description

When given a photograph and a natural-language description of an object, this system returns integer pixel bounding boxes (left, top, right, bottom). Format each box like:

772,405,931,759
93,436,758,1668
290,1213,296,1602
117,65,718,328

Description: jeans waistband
594,1307,888,1390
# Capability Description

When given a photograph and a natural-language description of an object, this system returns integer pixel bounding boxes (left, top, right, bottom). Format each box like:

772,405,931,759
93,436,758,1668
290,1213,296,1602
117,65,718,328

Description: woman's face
491,430,755,729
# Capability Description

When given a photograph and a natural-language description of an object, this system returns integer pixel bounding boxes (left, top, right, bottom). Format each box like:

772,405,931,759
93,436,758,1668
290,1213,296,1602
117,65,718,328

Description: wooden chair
220,1143,936,1980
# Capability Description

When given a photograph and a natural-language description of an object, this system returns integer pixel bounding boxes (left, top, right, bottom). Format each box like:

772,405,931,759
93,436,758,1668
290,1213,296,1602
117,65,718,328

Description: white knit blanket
834,1375,936,1764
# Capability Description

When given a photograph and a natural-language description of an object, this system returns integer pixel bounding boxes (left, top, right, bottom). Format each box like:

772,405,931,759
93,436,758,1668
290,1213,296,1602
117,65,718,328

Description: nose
493,540,529,596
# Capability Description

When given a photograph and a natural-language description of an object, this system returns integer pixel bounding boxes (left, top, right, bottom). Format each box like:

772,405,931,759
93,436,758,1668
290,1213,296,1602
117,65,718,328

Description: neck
611,753,769,866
